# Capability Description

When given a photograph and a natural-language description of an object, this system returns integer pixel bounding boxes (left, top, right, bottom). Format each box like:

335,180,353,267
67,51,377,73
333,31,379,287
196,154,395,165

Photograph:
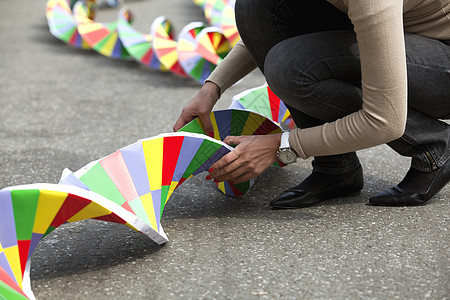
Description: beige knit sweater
207,0,450,159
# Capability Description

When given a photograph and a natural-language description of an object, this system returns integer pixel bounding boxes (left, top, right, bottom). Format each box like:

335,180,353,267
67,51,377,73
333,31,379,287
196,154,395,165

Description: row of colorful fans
46,0,239,84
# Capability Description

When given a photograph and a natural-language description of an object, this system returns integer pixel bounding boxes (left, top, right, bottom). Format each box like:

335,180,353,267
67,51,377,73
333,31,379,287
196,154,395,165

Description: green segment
79,163,126,206
182,140,222,179
233,181,250,194
11,190,39,241
0,282,29,300
230,110,250,136
160,185,170,216
190,60,205,81
178,119,205,135
241,90,271,119
43,226,56,238
129,197,152,229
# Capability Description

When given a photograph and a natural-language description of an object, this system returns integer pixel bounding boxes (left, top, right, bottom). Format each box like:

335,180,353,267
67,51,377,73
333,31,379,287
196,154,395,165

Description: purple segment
224,181,233,196
0,251,16,285
172,136,203,182
58,172,91,191
214,110,233,140
120,142,151,196
230,101,245,110
0,191,18,248
112,38,124,58
278,101,288,123
151,189,161,225
28,233,44,260
192,146,230,176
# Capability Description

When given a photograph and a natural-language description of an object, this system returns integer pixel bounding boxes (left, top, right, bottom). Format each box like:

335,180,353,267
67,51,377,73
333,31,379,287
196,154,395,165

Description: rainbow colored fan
0,132,237,300
230,84,296,129
177,25,231,83
216,0,240,46
151,16,188,77
74,1,131,59
117,7,166,71
178,108,284,194
46,0,96,49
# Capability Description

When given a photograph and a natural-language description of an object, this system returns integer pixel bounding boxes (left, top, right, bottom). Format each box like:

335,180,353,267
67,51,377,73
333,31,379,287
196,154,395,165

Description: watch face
278,149,297,164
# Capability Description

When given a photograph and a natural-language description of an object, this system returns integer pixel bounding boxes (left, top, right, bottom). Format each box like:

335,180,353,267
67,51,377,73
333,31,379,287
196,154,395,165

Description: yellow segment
99,33,118,57
241,115,264,136
178,39,195,51
218,182,226,194
67,202,112,223
143,138,163,192
4,246,22,288
281,111,291,122
33,190,67,235
164,181,179,205
210,112,220,140
160,50,178,67
140,193,158,232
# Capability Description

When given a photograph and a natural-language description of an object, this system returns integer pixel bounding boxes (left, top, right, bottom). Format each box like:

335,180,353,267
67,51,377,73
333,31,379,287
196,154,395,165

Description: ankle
398,167,438,194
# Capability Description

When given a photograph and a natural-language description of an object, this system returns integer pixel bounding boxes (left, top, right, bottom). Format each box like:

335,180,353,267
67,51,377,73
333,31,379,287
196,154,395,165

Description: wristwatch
277,132,298,164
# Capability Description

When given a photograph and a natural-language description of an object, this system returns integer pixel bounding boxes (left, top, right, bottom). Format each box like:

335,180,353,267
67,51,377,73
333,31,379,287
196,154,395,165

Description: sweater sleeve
206,40,257,95
290,0,408,159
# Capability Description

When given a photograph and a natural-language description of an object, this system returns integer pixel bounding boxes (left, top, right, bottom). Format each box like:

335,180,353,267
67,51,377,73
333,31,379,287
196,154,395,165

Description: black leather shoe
369,159,450,206
270,165,364,209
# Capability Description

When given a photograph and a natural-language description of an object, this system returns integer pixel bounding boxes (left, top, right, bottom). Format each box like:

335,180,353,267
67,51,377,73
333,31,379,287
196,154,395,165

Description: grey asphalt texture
0,0,448,299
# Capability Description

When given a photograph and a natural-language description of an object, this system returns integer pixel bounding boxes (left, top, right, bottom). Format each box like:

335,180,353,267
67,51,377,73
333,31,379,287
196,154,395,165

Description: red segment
83,28,109,44
17,240,30,276
94,213,127,224
0,265,27,297
50,194,92,228
121,201,133,213
162,136,184,186
267,86,281,122
228,182,244,196
141,49,153,64
253,119,282,136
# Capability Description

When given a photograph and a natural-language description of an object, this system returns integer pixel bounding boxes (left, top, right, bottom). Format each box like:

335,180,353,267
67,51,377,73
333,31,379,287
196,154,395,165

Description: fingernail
229,180,234,184
208,168,214,173
213,179,219,183
205,175,211,180
208,131,214,138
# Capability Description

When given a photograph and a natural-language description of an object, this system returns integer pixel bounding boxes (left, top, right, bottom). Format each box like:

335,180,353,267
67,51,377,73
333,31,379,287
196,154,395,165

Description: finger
228,171,256,184
223,135,245,146
199,113,214,137
209,150,241,177
213,163,248,182
173,115,193,132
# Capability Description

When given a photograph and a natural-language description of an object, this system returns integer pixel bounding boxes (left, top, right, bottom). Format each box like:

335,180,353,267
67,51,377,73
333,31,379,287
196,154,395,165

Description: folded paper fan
230,84,296,129
178,109,284,195
177,25,230,83
117,7,166,71
46,0,96,49
151,16,188,77
74,1,131,59
0,132,236,300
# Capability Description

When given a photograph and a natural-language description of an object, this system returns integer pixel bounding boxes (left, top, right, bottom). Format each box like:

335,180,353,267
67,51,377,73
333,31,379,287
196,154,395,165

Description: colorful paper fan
73,1,131,59
117,7,166,71
217,1,240,46
230,85,296,129
192,0,207,9
151,16,188,77
177,25,231,83
46,0,96,49
0,132,236,299
178,108,284,195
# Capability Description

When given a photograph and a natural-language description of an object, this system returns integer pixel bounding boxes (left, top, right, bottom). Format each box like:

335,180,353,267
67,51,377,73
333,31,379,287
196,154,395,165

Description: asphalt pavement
0,0,448,299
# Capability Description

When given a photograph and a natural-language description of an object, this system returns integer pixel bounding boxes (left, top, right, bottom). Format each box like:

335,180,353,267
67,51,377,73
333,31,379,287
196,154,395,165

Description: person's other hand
206,133,282,184
173,81,220,136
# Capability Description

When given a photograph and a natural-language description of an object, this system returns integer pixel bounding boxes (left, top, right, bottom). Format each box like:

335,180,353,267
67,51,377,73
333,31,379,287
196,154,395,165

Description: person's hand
206,133,282,184
173,81,220,135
